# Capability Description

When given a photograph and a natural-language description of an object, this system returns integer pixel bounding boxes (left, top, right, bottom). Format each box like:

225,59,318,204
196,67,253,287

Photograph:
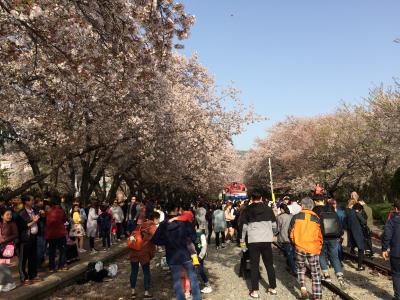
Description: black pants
215,231,225,247
248,242,276,291
357,248,364,268
89,237,95,250
101,230,111,248
18,237,38,281
207,226,213,244
391,256,400,299
48,237,66,270
116,223,123,239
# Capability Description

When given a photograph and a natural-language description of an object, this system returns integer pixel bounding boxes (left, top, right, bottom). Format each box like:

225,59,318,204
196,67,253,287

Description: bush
370,202,393,224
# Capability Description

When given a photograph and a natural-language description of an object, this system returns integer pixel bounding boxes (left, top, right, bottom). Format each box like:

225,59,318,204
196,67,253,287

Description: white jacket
110,206,124,223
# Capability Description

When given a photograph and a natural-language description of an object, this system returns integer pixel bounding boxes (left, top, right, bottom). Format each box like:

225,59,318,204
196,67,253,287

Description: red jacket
45,206,67,240
129,220,157,265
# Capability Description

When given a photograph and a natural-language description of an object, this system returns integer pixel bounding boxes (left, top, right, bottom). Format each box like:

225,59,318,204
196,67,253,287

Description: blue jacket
382,212,400,257
151,217,196,265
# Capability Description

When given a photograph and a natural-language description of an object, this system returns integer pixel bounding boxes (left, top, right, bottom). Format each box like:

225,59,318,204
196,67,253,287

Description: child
194,222,212,294
98,205,112,251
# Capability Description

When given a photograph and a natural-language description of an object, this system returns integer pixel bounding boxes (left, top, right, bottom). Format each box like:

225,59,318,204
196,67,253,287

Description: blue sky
179,1,400,150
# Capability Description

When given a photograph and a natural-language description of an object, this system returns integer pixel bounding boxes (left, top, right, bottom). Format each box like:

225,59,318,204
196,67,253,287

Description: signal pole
268,157,276,202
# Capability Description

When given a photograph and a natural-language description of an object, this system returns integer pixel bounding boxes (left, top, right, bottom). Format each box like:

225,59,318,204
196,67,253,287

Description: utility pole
268,157,276,202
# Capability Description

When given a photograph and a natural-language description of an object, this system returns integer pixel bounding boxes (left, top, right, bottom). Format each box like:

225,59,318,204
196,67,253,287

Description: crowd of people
1,188,400,300
0,193,151,292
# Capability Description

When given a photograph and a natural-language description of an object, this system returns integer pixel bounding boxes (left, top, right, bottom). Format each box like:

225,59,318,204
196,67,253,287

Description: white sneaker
184,293,192,299
201,286,213,294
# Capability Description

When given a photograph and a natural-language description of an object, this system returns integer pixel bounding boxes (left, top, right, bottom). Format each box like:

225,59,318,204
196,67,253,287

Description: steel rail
342,251,391,276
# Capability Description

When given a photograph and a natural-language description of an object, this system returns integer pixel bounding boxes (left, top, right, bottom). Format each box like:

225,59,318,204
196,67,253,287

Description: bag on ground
107,264,118,277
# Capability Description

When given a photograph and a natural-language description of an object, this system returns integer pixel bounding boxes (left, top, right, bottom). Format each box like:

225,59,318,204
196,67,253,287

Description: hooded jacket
241,202,277,243
151,214,196,265
382,212,400,257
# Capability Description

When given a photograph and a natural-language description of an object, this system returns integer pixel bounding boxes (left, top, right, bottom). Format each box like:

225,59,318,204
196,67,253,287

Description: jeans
48,237,66,270
127,220,135,234
36,235,46,268
130,262,151,291
18,237,38,281
391,256,400,299
282,242,296,274
248,242,277,291
197,259,209,284
319,239,343,276
170,261,202,300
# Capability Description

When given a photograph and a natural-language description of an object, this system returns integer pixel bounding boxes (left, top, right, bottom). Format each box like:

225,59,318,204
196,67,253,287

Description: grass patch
370,202,393,223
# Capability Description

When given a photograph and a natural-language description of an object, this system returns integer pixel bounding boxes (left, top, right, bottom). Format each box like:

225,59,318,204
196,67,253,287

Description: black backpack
319,210,343,238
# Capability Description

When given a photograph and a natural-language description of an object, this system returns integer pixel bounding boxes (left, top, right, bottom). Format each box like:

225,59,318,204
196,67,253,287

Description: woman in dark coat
346,202,365,270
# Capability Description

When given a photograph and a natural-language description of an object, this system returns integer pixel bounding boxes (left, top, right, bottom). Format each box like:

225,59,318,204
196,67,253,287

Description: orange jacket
289,209,323,255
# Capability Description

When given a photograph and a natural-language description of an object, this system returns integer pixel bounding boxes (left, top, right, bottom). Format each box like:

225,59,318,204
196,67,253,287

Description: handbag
2,243,15,258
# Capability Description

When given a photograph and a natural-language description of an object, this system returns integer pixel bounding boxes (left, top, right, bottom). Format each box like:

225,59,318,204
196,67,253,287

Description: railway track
342,250,391,276
343,229,392,276
272,242,356,300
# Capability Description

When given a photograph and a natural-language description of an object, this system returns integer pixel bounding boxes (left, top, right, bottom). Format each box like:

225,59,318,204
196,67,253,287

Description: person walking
346,202,366,271
152,202,202,300
358,199,374,257
212,205,226,249
382,199,400,300
110,200,124,241
129,212,160,300
194,222,212,294
195,203,208,235
45,195,68,272
205,205,213,245
16,194,42,285
289,197,323,300
0,208,18,292
87,201,99,253
313,196,344,284
224,203,235,243
240,194,278,298
276,203,296,275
